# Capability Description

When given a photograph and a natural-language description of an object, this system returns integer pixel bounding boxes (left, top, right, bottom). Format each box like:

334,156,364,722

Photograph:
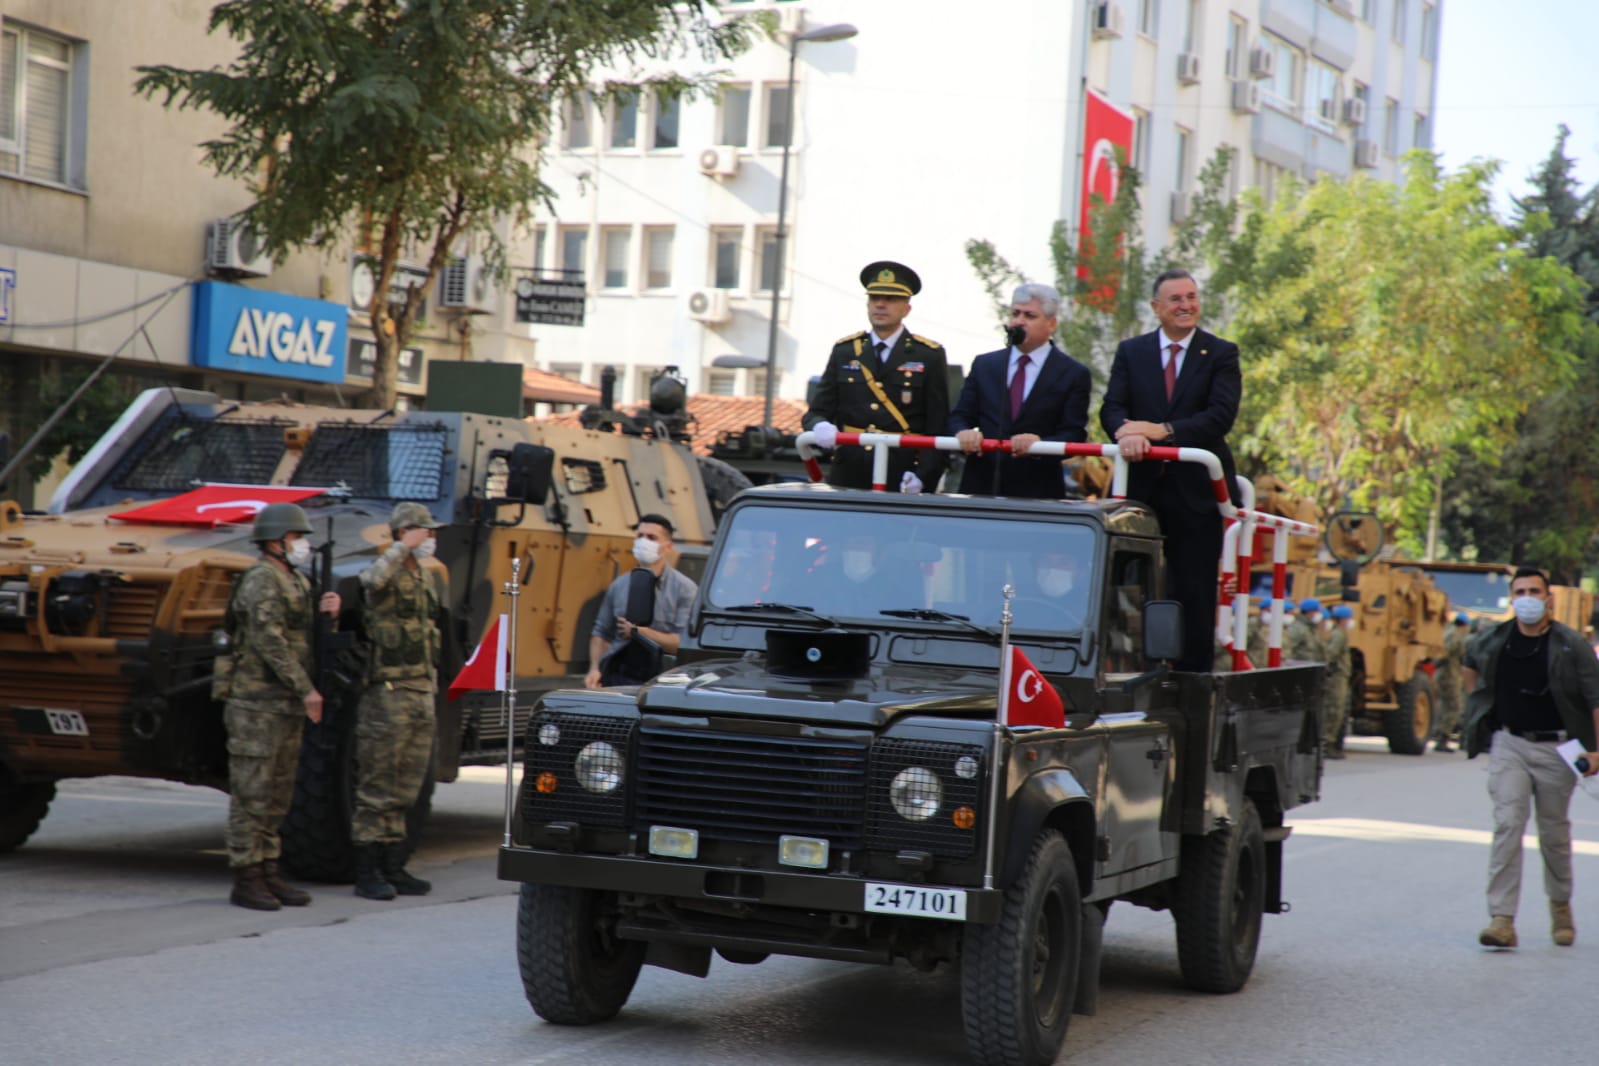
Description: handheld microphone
1004,324,1026,348
1579,756,1591,774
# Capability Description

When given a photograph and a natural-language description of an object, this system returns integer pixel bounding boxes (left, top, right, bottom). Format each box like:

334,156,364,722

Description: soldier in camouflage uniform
1247,596,1270,667
1284,598,1327,666
1323,604,1354,759
223,502,342,911
1434,612,1469,752
352,501,444,901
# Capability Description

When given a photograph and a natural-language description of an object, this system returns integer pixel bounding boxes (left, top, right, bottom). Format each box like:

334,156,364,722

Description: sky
1432,2,1599,216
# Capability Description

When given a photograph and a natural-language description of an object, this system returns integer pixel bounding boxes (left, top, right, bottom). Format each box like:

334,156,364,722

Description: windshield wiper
879,607,998,640
711,603,839,627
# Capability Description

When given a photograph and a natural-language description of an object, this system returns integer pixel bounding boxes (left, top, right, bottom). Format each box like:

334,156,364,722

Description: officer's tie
874,340,888,364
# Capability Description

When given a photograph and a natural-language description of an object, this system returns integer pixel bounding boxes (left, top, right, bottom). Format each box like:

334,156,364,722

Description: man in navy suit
1099,269,1241,671
947,283,1090,498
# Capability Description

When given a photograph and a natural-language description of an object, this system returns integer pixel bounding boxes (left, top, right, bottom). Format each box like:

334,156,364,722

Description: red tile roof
538,394,808,456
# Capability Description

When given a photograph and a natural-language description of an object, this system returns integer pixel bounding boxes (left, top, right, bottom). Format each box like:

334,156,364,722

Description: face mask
1037,568,1074,598
632,537,661,566
1513,595,1546,625
413,537,437,559
1344,619,1355,630
843,551,874,582
1309,612,1323,625
286,539,313,568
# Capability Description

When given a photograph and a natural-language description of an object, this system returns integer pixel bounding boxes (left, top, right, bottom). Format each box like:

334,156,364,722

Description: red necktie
1009,353,1030,420
1164,343,1180,400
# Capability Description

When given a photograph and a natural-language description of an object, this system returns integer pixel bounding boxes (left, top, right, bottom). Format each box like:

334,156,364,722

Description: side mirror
1142,600,1183,662
504,443,554,505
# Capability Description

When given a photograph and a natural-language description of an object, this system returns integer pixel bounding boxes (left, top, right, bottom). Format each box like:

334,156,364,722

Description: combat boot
382,842,432,896
1551,901,1576,946
260,859,312,906
1478,915,1517,948
353,844,397,901
230,863,282,912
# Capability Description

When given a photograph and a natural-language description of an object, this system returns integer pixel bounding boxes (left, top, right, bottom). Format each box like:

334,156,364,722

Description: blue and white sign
0,267,15,324
191,281,348,383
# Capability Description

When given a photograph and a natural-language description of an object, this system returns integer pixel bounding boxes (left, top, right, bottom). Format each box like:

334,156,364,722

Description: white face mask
1513,595,1546,625
1344,619,1355,630
286,539,313,568
632,536,662,566
1309,612,1324,625
843,550,874,582
413,537,437,559
1037,568,1074,598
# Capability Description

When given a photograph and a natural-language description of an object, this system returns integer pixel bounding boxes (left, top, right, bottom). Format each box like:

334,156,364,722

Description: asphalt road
5,740,1599,1066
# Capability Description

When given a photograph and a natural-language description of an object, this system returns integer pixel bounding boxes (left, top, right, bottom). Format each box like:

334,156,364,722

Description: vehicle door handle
1146,747,1167,762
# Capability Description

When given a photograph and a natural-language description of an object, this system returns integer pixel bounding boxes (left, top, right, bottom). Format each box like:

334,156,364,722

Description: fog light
952,805,976,829
649,825,699,859
537,723,560,746
778,835,830,869
954,755,979,779
535,771,558,793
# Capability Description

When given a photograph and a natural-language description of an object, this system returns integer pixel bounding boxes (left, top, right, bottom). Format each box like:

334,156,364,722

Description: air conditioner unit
1354,139,1380,169
1230,79,1261,114
686,288,731,324
777,6,805,36
1249,45,1277,79
1170,191,1192,224
1091,1,1124,40
1177,52,1202,84
205,217,271,278
698,145,739,178
439,255,498,315
1342,97,1368,126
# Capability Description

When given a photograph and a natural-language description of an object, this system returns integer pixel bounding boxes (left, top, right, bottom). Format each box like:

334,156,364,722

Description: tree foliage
135,0,755,406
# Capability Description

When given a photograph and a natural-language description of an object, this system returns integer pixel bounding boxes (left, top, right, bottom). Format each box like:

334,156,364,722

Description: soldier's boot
382,842,432,896
230,863,282,912
260,859,311,907
1551,901,1576,947
353,844,397,901
1434,735,1454,753
1323,743,1347,761
1478,915,1517,948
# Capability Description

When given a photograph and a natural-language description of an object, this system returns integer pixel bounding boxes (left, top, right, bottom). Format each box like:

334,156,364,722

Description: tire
1386,671,1434,756
1174,798,1266,993
0,780,56,853
696,455,753,525
715,947,770,965
517,882,645,1025
960,832,1081,1066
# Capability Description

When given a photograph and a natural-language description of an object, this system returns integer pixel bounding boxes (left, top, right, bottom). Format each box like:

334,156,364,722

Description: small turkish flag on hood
448,615,508,702
109,484,327,528
1001,645,1065,729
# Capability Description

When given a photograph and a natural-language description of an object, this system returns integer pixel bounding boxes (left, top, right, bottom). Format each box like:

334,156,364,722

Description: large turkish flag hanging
109,484,327,527
1077,90,1135,303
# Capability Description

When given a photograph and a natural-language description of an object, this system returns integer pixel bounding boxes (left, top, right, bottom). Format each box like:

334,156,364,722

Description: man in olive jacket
1462,567,1599,949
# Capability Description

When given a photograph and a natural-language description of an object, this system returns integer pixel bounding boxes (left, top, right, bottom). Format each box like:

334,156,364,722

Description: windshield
1421,568,1512,613
705,503,1095,633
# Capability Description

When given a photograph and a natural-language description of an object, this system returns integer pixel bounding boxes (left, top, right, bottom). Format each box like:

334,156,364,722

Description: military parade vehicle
499,436,1324,1066
0,381,747,877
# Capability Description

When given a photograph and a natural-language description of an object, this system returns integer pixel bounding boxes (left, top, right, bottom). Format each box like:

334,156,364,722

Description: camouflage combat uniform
1284,615,1326,665
1436,623,1467,740
224,557,316,869
1323,623,1351,748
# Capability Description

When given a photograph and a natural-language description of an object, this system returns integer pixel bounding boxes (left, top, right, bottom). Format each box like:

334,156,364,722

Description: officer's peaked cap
861,260,921,298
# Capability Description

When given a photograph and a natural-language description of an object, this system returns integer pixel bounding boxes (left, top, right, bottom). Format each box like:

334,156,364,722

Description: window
719,85,751,147
0,22,82,187
763,84,792,149
757,227,785,293
531,227,546,270
1174,127,1191,192
750,368,776,401
609,90,638,149
652,91,680,149
560,226,589,280
643,227,674,290
601,228,631,289
1131,108,1151,171
706,370,737,396
1413,110,1429,150
1137,0,1156,36
1253,159,1290,204
1360,0,1375,22
1384,97,1399,154
1225,16,1248,79
1391,0,1405,43
1306,60,1341,131
562,92,592,149
1182,0,1201,53
1259,34,1301,110
1420,3,1438,59
711,227,742,289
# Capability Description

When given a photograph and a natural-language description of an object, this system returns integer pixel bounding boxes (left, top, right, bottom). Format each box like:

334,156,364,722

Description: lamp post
762,21,858,430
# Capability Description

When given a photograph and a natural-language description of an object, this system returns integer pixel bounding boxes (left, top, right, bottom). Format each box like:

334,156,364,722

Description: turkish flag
109,484,327,528
1002,645,1065,729
1076,91,1135,306
448,615,508,702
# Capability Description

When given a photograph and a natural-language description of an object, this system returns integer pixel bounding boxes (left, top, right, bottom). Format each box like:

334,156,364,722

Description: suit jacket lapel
1169,330,1209,410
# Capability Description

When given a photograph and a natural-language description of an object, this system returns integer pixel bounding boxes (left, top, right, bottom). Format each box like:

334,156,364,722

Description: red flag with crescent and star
448,614,508,702
108,484,327,527
1001,645,1065,729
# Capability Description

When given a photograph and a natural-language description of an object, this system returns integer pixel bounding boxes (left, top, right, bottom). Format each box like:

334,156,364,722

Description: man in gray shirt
585,513,698,687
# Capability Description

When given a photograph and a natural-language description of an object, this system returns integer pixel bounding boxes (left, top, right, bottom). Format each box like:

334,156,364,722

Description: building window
757,227,785,293
0,22,83,187
1391,0,1405,43
601,227,631,289
562,92,592,149
561,226,589,281
1174,127,1191,192
1253,159,1290,205
1420,3,1438,59
609,90,638,149
531,226,546,270
711,227,742,289
1306,60,1341,131
1225,16,1248,79
1259,34,1301,111
1413,110,1430,150
1137,0,1156,36
1131,108,1151,171
750,368,776,400
706,370,737,396
643,227,674,290
718,84,751,147
652,91,680,149
1384,97,1399,154
1360,0,1375,22
1181,0,1201,53
763,83,791,148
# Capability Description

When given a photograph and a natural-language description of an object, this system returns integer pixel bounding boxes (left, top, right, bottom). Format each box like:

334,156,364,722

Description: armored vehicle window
1419,568,1510,612
293,423,448,501
705,504,1093,633
111,410,292,492
1103,549,1154,675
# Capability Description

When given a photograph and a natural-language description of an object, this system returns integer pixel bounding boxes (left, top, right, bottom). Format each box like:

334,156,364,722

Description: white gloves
900,470,923,495
811,421,838,449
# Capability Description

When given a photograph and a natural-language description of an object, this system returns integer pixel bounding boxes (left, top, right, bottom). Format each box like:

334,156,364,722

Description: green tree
136,0,754,406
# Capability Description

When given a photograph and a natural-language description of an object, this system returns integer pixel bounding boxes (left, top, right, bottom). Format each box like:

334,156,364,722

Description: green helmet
389,501,442,533
252,502,313,543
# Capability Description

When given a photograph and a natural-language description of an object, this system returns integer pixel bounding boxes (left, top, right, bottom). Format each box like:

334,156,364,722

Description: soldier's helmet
252,502,313,543
389,500,442,533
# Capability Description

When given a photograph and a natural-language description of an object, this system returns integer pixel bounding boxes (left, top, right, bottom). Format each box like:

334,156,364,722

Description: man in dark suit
1099,268,1241,671
947,283,1090,498
804,261,950,492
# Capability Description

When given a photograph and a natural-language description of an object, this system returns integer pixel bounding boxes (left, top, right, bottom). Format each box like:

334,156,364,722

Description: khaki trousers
1486,729,1577,917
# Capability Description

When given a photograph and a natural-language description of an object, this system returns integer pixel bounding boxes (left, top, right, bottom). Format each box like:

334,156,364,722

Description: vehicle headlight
574,740,625,793
889,766,943,821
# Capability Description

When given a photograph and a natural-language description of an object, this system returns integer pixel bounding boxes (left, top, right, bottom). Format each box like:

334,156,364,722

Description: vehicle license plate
863,882,967,921
45,709,89,736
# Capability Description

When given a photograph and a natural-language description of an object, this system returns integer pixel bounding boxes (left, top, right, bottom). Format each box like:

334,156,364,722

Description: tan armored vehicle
0,385,746,876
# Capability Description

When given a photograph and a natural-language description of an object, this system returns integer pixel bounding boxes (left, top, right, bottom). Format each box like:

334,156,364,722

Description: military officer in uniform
352,501,444,901
1284,599,1327,665
1435,611,1470,752
804,261,950,492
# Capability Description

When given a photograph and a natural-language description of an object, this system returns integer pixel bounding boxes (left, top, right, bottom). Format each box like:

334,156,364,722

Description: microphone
1004,324,1026,348
1579,756,1591,774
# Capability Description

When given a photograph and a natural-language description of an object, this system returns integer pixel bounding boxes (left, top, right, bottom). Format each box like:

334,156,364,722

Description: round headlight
954,755,980,780
575,740,624,793
890,766,943,821
537,723,561,747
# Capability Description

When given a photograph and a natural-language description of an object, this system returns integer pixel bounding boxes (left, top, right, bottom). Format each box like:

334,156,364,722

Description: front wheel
1387,671,1435,755
0,780,56,852
517,883,644,1025
960,831,1081,1066
1174,798,1266,993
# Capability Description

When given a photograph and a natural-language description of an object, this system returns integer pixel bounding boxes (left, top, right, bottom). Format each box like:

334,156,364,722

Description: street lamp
762,21,858,430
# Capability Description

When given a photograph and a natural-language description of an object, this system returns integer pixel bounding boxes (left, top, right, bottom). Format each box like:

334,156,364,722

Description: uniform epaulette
910,333,943,349
835,330,868,345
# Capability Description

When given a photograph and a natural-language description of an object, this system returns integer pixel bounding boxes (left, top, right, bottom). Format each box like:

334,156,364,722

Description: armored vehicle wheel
1387,671,1435,755
517,882,644,1024
0,780,56,853
960,831,1081,1066
696,455,753,524
1174,797,1265,993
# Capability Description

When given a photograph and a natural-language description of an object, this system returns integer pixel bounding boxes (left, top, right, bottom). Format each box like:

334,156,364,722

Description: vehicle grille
635,726,869,848
522,713,634,827
865,739,985,858
104,584,161,640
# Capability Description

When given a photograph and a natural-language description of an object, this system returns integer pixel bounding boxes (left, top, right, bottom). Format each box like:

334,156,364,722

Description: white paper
1557,738,1587,777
